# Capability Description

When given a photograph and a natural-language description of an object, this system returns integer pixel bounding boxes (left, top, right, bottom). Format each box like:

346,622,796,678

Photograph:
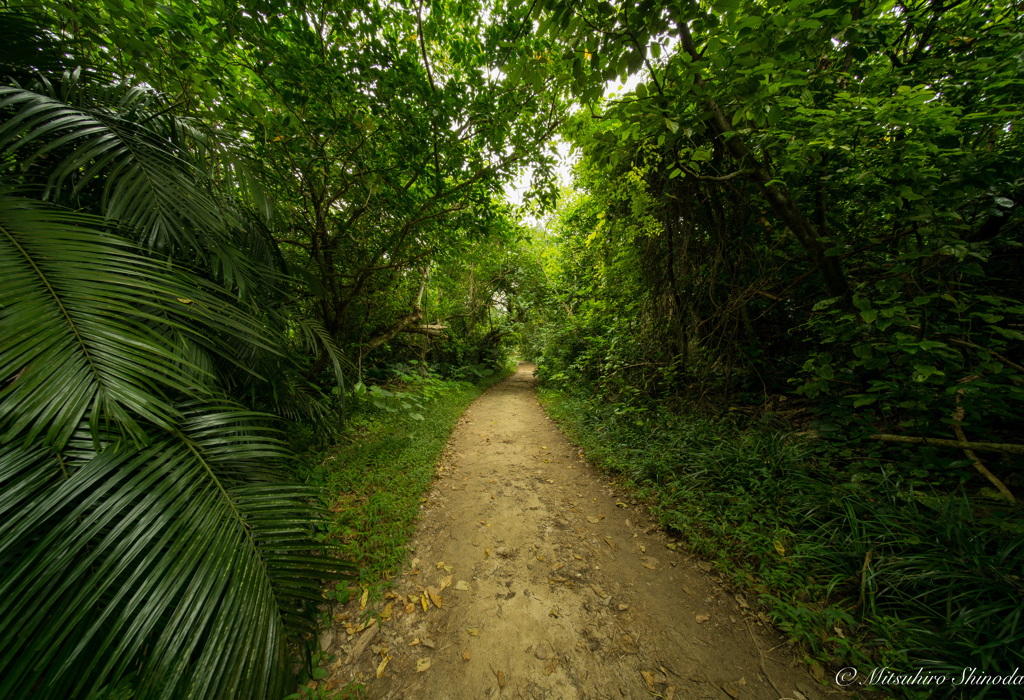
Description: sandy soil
318,364,837,700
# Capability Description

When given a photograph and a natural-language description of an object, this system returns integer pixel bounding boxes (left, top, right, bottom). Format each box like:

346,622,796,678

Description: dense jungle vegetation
1,0,1021,698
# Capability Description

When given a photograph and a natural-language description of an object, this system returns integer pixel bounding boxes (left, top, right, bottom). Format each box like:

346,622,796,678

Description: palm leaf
0,404,353,700
0,195,279,449
0,71,276,292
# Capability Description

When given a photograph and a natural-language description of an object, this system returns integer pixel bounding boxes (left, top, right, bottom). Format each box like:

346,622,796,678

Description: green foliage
1,48,353,700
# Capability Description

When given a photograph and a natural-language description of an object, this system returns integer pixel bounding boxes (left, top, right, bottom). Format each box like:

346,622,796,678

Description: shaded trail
323,364,831,699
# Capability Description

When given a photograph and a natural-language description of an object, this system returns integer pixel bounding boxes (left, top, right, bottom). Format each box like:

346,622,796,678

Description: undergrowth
538,388,1024,700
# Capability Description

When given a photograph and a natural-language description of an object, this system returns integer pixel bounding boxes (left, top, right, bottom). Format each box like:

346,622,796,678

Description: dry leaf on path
404,603,415,614
603,536,616,550
375,655,389,678
455,580,469,591
696,614,711,623
641,670,656,692
544,659,558,676
426,586,442,609
420,593,428,612
416,658,431,673
497,670,506,688
642,557,660,570
467,628,479,636
439,575,452,591
359,588,368,610
587,516,604,524
462,648,471,661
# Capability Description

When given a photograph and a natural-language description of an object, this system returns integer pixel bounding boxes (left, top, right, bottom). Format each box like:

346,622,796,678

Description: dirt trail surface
321,364,834,700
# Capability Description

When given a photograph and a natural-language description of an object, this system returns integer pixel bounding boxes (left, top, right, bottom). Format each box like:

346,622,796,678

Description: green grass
304,370,512,586
538,387,1024,699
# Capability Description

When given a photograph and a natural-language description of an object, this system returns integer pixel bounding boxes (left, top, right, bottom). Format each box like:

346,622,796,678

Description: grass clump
539,388,1024,698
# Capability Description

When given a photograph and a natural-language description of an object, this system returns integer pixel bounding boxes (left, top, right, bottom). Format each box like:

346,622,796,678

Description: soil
318,363,840,700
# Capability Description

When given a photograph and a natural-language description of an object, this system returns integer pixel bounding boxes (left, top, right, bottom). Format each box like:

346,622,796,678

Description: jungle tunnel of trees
1,0,1022,698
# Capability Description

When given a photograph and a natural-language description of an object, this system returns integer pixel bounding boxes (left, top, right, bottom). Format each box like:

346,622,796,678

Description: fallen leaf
548,606,559,618
384,591,398,599
421,638,436,649
376,655,389,678
666,543,677,551
573,554,583,560
359,588,368,610
426,586,442,609
551,563,564,572
455,580,470,591
382,602,394,620
723,681,740,699
467,628,479,636
546,479,554,483
603,537,616,550
641,670,656,692
774,540,786,556
404,603,415,614
735,594,749,609
643,557,660,570
409,638,420,646
420,593,428,612
587,515,604,524
616,502,628,508
544,659,558,676
639,544,646,553
462,648,471,661
416,658,431,673
497,670,506,688
696,614,711,623
436,561,445,570
439,575,452,591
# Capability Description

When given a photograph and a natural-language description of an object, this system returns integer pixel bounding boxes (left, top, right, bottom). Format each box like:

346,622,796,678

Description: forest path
322,363,829,700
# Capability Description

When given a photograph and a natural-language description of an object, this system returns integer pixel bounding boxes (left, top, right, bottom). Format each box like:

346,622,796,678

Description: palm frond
0,71,278,293
0,195,279,448
0,403,353,700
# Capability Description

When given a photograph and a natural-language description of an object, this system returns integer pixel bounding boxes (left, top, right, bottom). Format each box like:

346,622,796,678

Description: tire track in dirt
321,364,834,700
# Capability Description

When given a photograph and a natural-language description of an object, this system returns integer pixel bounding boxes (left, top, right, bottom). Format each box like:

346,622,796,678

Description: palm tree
1,47,352,700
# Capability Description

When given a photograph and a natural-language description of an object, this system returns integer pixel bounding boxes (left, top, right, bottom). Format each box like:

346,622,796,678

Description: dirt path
321,364,832,700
